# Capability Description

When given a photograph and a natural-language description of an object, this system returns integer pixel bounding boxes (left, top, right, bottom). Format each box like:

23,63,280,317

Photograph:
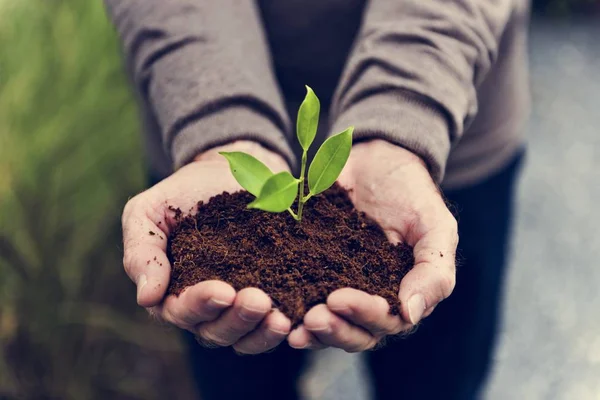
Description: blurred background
0,0,598,399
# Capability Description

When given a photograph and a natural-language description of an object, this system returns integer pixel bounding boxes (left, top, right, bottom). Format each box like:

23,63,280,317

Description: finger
304,304,376,353
122,195,171,307
196,288,271,347
157,280,236,329
288,325,327,350
327,289,410,337
232,310,291,354
400,221,458,325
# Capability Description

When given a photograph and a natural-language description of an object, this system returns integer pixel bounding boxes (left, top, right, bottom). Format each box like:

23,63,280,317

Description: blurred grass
0,1,194,398
1,0,597,398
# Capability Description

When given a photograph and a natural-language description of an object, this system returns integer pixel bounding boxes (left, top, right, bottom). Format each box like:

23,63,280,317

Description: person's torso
258,0,531,188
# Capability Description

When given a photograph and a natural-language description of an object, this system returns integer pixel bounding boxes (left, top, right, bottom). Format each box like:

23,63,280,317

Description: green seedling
220,86,353,222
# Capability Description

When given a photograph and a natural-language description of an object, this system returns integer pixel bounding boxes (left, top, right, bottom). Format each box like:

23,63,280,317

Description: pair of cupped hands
122,139,458,354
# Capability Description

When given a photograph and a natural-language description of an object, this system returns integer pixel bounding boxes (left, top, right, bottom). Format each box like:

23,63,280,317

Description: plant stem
287,207,299,220
297,151,308,222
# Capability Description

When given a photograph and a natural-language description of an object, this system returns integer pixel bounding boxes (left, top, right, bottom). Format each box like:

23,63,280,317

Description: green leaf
219,151,273,196
308,127,353,196
248,171,299,213
296,85,320,151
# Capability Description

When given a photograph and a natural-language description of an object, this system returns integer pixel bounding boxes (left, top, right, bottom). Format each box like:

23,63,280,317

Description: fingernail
136,274,147,303
207,297,233,311
307,325,331,334
238,306,265,322
290,342,308,349
407,294,426,325
267,326,289,336
329,306,352,316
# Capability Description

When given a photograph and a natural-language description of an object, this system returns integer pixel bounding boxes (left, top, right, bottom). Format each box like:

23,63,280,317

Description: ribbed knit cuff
330,91,451,183
171,105,296,170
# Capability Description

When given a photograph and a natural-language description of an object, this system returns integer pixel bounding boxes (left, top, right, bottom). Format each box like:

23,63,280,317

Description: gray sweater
104,0,530,189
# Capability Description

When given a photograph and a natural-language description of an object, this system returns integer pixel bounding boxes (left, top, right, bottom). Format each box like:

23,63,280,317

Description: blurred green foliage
2,0,595,398
0,1,194,398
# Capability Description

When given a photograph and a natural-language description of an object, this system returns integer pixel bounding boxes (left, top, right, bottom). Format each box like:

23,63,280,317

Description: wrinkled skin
122,141,294,354
121,139,458,355
288,139,458,352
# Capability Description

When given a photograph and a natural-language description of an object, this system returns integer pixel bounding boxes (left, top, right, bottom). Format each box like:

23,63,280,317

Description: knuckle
339,338,358,352
232,343,252,355
440,210,459,245
122,196,139,221
161,307,191,330
366,337,380,350
234,335,276,355
365,319,388,338
226,324,252,340
363,318,381,333
198,305,221,322
373,295,391,311
356,308,377,326
387,318,405,336
198,329,233,347
122,252,135,275
265,322,290,337
160,307,179,326
384,327,399,338
169,303,207,328
439,271,456,300
360,302,384,326
344,347,362,354
345,337,373,353
446,212,458,234
332,330,357,350
328,315,345,334
368,321,392,338
307,342,325,350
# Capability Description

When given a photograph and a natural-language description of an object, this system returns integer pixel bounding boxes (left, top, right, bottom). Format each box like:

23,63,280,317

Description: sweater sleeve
103,0,295,169
329,0,516,182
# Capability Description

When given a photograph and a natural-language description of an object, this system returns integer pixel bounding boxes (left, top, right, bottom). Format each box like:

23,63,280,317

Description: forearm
330,0,516,182
104,0,295,170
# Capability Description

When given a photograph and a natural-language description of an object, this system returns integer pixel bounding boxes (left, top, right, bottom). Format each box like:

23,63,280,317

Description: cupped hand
288,139,458,352
122,141,293,354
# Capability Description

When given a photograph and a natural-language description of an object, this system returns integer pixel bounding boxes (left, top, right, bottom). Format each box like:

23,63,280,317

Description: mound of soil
166,184,413,327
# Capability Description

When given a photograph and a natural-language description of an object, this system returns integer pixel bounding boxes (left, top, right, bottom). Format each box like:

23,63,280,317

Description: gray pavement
303,18,600,400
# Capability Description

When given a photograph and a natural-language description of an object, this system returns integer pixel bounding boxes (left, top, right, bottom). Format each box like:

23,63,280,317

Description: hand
122,141,293,354
288,139,458,352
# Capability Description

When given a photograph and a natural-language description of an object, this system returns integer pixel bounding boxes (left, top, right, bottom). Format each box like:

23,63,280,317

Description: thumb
122,195,171,308
398,223,458,325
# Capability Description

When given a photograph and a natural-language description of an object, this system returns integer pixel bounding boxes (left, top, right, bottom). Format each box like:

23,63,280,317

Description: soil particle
167,184,414,327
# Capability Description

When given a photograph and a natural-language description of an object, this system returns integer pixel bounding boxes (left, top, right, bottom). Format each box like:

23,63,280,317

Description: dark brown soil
166,184,414,327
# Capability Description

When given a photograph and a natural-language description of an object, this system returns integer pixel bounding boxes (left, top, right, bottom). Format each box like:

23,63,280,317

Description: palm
122,141,294,355
338,158,437,247
152,161,244,225
288,140,458,351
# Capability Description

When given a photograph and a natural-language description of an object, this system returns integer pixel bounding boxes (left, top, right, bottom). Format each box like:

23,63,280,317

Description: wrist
340,139,436,190
351,139,427,169
194,140,290,172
